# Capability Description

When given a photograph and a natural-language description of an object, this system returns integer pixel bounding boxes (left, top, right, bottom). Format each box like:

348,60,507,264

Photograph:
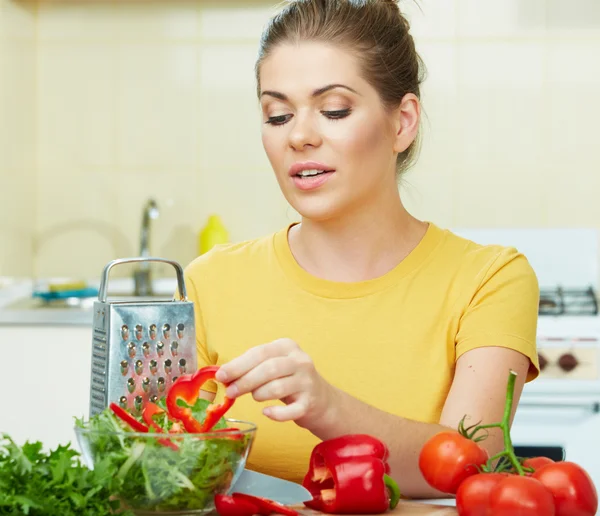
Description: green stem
384,474,401,509
468,370,525,476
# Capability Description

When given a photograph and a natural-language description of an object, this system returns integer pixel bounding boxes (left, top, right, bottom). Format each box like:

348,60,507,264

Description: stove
539,286,598,316
453,227,600,489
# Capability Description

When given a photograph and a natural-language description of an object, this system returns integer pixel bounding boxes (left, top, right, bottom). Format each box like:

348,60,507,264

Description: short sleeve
455,249,541,382
175,266,219,393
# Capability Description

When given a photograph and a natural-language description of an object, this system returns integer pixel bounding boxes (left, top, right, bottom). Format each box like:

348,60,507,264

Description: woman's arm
306,346,530,498
215,339,531,499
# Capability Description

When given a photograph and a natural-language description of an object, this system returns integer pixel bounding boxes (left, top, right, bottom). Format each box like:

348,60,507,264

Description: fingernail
216,369,228,383
226,384,239,398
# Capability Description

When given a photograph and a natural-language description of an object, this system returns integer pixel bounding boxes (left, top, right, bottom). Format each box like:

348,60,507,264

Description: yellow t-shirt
183,222,540,483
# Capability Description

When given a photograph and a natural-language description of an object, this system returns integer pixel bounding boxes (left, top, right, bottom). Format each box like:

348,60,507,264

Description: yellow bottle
199,214,230,255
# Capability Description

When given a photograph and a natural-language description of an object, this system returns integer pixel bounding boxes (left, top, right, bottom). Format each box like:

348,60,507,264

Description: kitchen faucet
134,199,160,296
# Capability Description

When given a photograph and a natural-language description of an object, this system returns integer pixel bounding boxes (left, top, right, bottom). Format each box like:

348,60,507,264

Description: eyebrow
260,83,360,101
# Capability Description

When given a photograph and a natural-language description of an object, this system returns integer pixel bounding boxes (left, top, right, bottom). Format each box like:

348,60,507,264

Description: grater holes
120,360,128,375
135,360,143,375
135,324,143,340
142,377,150,392
157,377,166,392
172,376,178,383
170,341,179,356
127,378,135,393
162,324,171,339
149,324,157,340
164,359,172,374
134,396,143,412
150,360,158,375
179,358,187,374
150,395,158,403
142,342,150,357
127,342,136,358
177,323,185,338
119,396,128,408
121,325,129,341
156,341,165,357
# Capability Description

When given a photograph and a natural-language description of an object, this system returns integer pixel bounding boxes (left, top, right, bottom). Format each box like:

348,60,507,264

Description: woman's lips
292,170,335,191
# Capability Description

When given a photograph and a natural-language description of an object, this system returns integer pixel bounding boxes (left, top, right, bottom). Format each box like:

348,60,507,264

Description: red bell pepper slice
110,402,149,433
214,494,259,516
231,493,299,516
303,435,400,514
166,365,235,433
142,401,182,451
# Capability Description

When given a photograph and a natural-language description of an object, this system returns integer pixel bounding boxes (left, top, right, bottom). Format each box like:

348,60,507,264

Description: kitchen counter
0,276,178,326
300,500,456,515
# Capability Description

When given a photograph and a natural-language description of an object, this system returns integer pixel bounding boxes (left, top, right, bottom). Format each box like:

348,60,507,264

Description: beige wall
0,0,36,277
2,0,600,279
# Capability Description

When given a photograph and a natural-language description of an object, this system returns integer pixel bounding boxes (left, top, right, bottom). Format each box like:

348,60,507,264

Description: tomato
488,475,555,516
456,473,507,516
419,431,489,494
523,456,555,474
532,461,598,516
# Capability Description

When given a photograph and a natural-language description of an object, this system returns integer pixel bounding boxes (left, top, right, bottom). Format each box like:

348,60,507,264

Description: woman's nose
288,113,322,151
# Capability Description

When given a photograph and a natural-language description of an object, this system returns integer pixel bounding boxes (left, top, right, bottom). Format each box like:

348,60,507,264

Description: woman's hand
214,338,336,427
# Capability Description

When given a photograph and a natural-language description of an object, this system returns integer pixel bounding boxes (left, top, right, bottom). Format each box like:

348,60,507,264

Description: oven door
511,398,600,484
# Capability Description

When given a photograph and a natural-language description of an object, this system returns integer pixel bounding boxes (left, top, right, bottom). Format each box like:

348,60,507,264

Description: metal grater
88,257,198,417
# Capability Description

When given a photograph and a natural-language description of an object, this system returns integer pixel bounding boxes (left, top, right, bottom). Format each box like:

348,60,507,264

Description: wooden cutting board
294,500,458,515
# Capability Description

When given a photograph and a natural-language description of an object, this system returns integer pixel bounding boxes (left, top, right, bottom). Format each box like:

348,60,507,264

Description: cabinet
1,325,93,450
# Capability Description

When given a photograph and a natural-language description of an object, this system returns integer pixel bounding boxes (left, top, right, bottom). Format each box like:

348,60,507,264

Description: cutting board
295,499,457,515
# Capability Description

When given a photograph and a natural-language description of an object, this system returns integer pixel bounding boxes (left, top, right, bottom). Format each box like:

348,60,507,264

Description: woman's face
258,41,413,222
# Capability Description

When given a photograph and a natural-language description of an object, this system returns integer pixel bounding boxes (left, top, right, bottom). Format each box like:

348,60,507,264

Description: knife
230,469,313,505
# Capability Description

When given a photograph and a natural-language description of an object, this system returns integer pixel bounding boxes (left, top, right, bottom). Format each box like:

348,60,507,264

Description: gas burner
539,286,598,316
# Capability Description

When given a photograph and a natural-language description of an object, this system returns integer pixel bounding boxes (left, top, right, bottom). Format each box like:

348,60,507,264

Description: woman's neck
288,192,429,283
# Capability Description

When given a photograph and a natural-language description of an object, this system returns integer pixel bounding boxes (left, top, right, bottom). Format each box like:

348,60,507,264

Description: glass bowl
75,419,256,515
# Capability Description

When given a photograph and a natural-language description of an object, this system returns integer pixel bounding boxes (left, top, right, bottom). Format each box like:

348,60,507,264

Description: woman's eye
266,114,292,126
322,108,351,120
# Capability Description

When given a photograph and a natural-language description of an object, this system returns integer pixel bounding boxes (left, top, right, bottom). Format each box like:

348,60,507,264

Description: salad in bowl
75,366,256,515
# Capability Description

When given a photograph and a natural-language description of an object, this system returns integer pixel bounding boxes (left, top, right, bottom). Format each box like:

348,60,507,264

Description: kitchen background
1,0,600,281
3,0,600,492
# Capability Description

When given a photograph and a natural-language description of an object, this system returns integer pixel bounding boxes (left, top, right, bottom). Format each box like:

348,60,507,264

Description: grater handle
98,257,188,303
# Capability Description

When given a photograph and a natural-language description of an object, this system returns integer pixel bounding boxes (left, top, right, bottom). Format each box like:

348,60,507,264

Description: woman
184,0,540,498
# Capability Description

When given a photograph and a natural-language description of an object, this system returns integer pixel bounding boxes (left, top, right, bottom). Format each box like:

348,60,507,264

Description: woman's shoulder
434,225,539,291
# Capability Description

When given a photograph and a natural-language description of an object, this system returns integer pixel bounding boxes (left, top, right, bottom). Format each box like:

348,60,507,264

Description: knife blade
230,469,313,505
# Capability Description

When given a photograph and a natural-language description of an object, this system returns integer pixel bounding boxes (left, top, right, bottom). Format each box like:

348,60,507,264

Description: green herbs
0,434,133,516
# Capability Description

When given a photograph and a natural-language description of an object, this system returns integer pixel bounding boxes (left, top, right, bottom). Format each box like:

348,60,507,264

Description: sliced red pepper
303,435,400,514
232,493,299,516
142,402,181,451
110,402,149,433
214,494,259,516
166,365,235,433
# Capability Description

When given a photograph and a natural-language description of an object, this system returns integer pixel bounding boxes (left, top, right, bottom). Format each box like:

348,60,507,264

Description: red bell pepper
303,434,400,514
166,365,235,433
110,402,149,433
141,401,183,451
214,493,299,516
214,494,259,516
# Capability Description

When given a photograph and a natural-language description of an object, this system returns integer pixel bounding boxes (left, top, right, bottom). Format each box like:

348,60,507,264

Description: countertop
0,276,177,326
299,500,457,515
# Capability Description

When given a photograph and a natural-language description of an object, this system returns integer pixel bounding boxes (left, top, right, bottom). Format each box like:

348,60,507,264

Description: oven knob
538,353,548,371
558,353,578,372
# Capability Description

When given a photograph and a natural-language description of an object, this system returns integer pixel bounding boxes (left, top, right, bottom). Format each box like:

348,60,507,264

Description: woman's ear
392,93,421,154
